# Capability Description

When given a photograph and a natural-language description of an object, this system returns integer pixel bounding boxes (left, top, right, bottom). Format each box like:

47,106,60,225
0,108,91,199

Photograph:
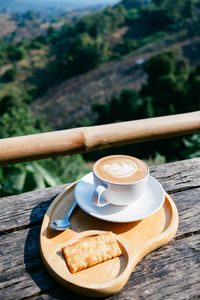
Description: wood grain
0,158,200,299
108,233,200,300
0,184,66,233
1,158,199,233
0,226,199,299
150,157,200,193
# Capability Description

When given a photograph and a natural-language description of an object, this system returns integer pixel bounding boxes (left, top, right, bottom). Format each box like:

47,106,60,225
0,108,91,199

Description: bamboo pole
0,111,200,166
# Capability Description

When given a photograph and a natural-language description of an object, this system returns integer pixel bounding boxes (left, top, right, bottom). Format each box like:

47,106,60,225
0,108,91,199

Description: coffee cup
92,155,149,207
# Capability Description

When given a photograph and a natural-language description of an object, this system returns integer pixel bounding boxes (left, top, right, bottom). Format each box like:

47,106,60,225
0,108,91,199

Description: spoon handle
63,201,77,221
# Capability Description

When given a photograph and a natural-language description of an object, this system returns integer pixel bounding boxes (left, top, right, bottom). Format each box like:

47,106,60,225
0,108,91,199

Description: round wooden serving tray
40,181,179,297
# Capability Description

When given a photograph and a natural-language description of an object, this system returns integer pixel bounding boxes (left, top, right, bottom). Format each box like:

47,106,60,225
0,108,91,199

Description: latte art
93,155,148,184
103,161,138,178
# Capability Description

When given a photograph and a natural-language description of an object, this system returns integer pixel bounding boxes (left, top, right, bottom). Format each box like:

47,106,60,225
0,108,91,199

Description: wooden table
1,158,200,299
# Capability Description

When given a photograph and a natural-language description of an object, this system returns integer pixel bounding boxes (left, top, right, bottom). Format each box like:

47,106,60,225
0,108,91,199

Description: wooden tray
40,181,179,297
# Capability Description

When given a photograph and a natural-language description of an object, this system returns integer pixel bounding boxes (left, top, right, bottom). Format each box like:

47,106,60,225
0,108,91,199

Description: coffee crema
93,155,148,184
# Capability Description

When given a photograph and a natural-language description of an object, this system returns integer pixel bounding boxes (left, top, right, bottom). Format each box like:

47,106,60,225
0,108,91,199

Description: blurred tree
30,40,43,49
63,33,109,76
22,10,38,21
186,64,200,111
0,94,37,139
141,52,188,116
8,45,27,61
0,52,5,67
92,90,143,125
92,102,110,125
16,39,31,50
182,0,195,19
47,26,56,37
162,0,183,22
77,5,127,38
90,52,200,161
123,38,138,53
3,66,18,82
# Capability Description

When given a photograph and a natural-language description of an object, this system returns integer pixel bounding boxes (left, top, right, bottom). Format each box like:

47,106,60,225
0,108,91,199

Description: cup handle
92,184,109,207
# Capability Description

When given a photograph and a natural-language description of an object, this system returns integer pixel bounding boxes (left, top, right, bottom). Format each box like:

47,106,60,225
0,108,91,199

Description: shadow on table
24,196,106,300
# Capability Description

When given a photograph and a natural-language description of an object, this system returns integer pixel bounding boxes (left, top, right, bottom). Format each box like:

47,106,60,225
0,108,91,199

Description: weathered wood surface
0,158,200,299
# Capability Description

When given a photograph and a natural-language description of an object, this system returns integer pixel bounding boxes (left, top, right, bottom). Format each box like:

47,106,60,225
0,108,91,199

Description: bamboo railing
0,111,200,166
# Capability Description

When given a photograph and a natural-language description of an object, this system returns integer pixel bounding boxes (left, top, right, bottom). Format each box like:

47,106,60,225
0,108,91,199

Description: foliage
75,5,127,38
0,162,61,196
61,33,109,77
186,64,200,110
0,154,91,197
125,0,200,40
93,90,145,125
0,89,91,196
0,0,200,196
30,35,48,49
3,67,18,82
141,52,200,116
121,0,147,10
8,45,27,61
0,0,198,101
0,90,48,196
0,40,9,66
90,52,200,161
47,5,127,78
30,40,43,49
0,92,38,138
22,10,39,21
43,155,91,184
141,52,189,116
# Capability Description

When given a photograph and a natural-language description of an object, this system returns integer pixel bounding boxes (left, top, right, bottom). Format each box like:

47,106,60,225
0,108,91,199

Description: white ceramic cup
92,155,149,207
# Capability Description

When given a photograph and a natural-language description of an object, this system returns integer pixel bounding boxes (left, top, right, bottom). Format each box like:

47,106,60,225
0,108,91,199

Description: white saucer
74,172,165,223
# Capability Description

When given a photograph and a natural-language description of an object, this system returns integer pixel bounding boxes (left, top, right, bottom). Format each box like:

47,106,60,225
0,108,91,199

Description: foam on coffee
93,155,148,184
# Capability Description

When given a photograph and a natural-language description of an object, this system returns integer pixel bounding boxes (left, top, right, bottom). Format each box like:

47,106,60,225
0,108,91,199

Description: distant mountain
0,0,121,14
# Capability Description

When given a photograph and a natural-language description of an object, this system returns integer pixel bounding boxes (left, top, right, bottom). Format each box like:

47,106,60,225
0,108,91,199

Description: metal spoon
50,201,77,231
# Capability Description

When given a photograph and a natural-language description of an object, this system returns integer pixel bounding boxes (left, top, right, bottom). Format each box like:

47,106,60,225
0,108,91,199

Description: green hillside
31,0,200,127
0,0,200,196
1,0,200,102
